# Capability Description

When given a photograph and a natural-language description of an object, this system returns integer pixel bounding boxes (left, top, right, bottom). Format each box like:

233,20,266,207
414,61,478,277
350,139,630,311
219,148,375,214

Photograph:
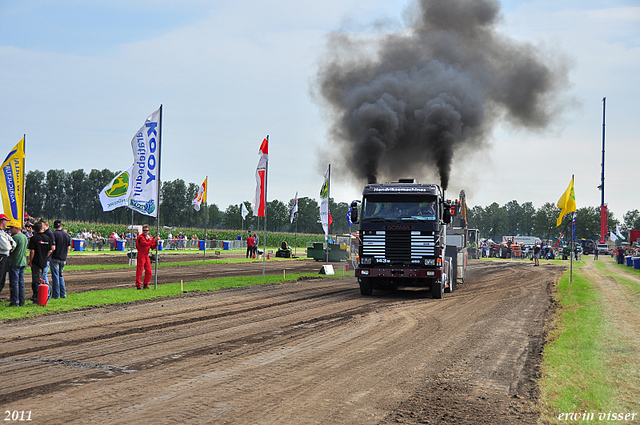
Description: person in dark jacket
51,220,71,299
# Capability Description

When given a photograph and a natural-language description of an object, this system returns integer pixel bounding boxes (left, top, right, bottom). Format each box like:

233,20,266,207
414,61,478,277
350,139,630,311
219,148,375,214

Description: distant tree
266,199,289,232
42,169,67,219
25,170,45,218
295,197,321,234
623,210,640,235
533,202,561,241
574,206,601,240
64,169,89,221
160,179,189,227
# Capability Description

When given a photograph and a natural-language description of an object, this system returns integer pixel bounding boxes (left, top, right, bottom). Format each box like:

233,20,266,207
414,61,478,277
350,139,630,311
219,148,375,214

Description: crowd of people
0,215,71,307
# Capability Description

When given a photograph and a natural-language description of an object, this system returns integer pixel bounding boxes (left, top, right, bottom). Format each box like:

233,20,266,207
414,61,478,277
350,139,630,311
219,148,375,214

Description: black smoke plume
316,0,568,189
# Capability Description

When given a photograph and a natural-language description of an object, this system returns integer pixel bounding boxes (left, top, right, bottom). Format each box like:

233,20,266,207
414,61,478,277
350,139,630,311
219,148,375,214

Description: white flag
128,108,161,217
610,231,618,241
320,165,330,239
100,166,134,212
241,203,249,220
616,224,625,240
290,191,298,223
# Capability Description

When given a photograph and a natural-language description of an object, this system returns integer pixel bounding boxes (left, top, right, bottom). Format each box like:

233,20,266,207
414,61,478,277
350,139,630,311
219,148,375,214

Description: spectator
8,221,27,307
246,233,255,258
41,221,56,288
0,214,17,301
135,224,157,290
27,221,53,304
51,220,71,299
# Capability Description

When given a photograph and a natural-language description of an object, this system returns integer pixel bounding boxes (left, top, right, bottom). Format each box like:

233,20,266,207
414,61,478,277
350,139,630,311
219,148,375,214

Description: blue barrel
634,257,640,270
626,256,633,267
116,239,126,251
72,238,84,251
199,240,206,250
223,241,231,250
157,240,164,251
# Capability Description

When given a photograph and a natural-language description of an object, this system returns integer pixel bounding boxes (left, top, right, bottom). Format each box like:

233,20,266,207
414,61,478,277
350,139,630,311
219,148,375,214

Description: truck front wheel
359,278,373,296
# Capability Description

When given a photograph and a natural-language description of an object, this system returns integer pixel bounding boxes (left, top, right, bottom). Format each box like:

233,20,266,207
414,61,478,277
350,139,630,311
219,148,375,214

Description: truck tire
359,278,373,296
431,278,443,299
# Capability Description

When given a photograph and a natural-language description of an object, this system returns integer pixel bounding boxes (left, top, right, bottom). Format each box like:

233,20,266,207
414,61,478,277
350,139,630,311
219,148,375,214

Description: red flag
329,212,333,227
252,136,269,217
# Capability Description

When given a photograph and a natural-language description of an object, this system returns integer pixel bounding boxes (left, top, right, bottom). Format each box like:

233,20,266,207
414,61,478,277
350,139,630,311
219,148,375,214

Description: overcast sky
1,0,638,222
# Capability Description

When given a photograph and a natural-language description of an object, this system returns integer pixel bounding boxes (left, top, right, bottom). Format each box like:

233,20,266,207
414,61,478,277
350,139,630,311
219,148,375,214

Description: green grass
0,271,353,321
538,260,640,423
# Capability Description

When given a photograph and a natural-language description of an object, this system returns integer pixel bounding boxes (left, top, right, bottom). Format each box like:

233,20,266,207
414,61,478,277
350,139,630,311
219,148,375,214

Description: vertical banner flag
252,136,269,217
241,203,249,220
615,224,625,240
129,108,161,217
290,191,298,223
556,176,576,227
1,138,25,223
99,165,134,212
320,165,330,239
610,231,618,241
347,206,353,227
192,177,208,211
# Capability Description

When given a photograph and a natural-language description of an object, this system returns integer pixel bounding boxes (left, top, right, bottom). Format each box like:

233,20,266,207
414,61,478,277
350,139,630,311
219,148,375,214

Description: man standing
27,221,52,303
8,221,27,306
51,220,71,299
246,233,255,258
0,214,17,301
41,220,56,286
136,224,157,289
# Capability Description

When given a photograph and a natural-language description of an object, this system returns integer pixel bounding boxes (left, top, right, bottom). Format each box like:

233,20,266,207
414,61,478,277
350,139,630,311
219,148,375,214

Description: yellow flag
1,137,26,224
556,176,576,226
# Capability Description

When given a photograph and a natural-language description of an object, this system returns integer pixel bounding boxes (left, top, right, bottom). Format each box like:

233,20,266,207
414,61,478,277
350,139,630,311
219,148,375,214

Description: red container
38,283,49,306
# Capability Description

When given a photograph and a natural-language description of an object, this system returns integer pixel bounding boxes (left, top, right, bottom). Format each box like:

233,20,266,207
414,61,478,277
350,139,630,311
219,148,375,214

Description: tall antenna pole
600,97,606,244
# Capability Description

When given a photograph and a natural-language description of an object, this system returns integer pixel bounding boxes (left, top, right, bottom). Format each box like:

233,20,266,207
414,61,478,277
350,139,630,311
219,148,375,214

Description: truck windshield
362,199,437,221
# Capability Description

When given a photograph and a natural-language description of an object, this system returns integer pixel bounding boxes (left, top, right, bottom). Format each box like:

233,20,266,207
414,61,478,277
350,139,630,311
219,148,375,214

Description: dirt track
0,259,563,424
61,252,329,293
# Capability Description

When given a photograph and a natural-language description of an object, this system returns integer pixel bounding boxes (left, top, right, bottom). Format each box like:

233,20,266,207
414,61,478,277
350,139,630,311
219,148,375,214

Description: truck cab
351,180,455,298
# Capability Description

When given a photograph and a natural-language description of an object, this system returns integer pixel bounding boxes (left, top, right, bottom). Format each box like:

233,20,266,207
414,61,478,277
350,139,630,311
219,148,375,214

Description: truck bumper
355,267,441,279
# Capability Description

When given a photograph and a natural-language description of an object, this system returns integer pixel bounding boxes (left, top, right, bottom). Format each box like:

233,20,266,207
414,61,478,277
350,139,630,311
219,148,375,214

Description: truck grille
362,231,436,259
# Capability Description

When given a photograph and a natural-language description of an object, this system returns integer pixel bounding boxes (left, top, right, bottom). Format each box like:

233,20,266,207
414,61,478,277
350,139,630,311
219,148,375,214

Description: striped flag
252,137,268,217
290,191,298,223
192,177,207,211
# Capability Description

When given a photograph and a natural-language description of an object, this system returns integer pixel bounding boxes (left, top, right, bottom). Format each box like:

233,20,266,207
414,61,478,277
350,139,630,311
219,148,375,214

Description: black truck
350,179,463,299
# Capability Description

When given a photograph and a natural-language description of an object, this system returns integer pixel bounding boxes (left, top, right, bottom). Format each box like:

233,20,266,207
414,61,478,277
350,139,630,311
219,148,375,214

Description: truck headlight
360,270,370,275
423,258,435,266
361,257,372,265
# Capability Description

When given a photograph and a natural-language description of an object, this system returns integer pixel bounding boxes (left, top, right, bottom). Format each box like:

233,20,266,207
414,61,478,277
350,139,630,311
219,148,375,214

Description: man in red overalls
136,225,157,289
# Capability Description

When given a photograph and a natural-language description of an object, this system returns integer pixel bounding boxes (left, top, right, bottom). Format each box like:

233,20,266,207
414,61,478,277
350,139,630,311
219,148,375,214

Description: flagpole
570,174,575,283
326,164,331,265
21,135,26,228
262,135,269,278
203,176,208,262
295,210,298,257
154,104,163,290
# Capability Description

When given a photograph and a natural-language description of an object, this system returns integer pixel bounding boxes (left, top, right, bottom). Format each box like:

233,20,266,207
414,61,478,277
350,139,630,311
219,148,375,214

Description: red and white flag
192,177,207,211
252,136,269,217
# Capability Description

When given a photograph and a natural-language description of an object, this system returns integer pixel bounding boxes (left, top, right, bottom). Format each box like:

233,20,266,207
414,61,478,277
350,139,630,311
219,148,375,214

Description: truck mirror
350,200,359,223
443,204,452,224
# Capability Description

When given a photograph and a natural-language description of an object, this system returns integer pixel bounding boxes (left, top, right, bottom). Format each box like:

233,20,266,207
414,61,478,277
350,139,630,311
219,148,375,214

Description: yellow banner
1,138,26,224
556,176,576,227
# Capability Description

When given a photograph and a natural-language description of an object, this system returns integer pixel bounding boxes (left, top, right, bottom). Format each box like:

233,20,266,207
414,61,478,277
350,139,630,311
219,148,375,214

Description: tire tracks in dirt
0,260,564,425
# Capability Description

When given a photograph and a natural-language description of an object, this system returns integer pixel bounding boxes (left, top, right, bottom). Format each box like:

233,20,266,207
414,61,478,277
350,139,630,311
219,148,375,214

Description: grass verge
538,260,640,423
0,271,353,321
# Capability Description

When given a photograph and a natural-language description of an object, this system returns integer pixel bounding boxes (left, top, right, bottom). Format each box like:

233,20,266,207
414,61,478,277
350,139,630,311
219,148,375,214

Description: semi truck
350,179,467,299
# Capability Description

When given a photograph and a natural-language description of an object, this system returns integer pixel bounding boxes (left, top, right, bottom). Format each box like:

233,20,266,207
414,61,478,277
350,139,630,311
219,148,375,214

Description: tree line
24,169,355,235
23,169,640,242
467,200,640,242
